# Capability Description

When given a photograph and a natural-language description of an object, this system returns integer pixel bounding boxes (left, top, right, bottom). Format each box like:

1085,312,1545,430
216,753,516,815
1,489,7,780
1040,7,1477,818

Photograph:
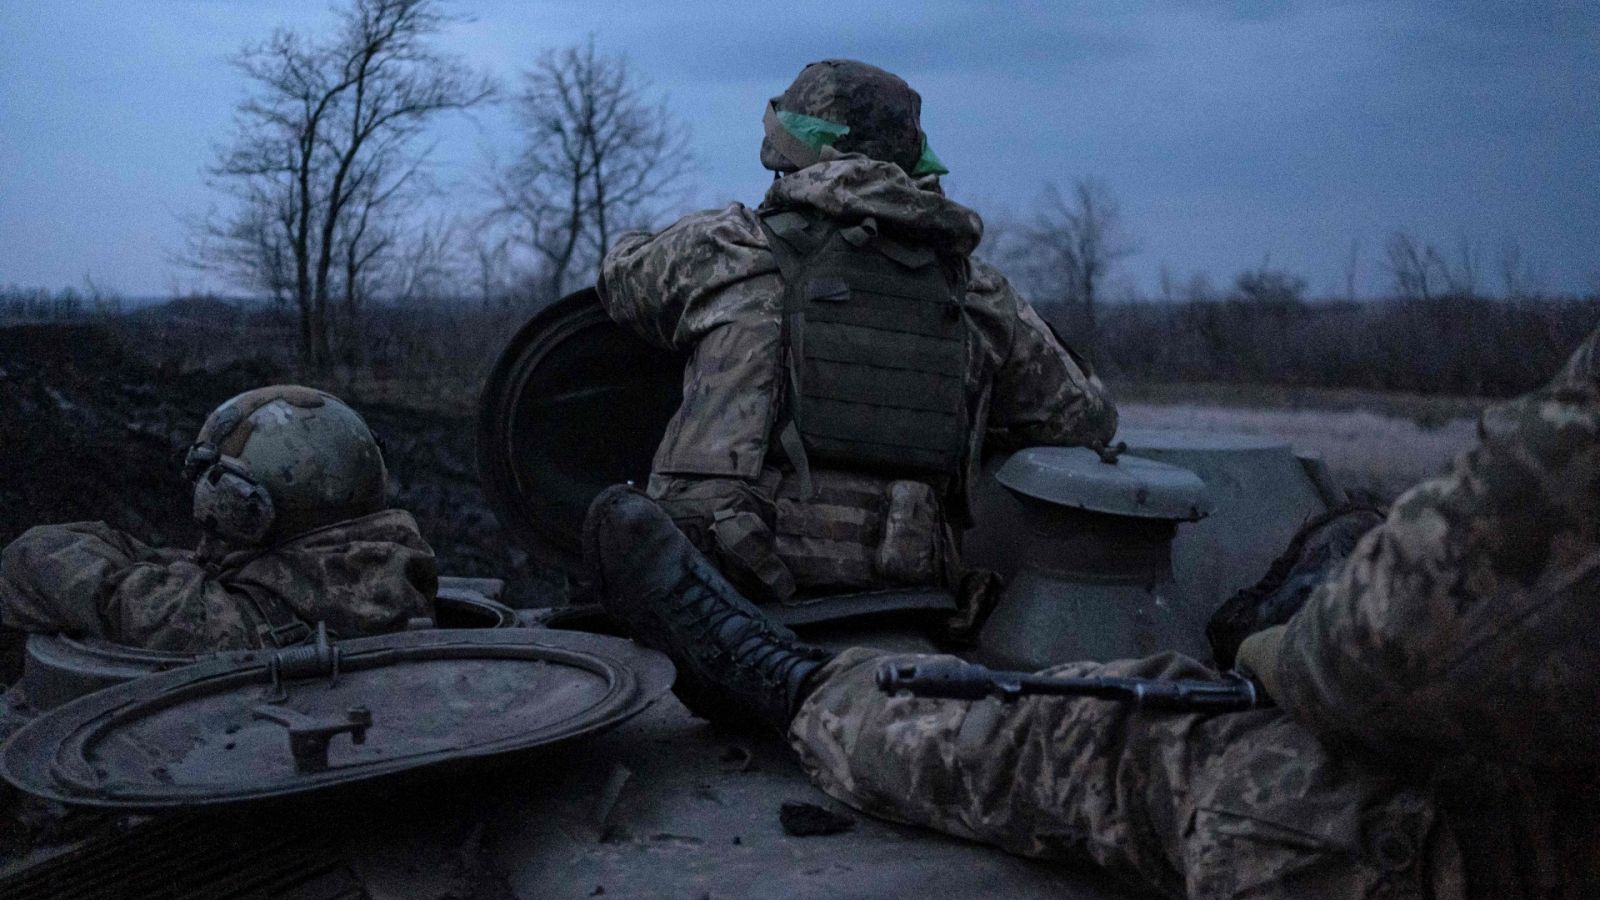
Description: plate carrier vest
758,208,973,498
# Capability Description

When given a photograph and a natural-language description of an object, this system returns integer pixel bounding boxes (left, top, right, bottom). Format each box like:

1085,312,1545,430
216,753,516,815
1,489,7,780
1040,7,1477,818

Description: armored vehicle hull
4,290,1347,899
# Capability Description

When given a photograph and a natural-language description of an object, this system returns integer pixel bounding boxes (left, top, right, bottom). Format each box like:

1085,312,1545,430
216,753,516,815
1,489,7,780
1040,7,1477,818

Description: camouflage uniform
789,330,1600,899
1244,325,1600,770
1234,322,1600,893
599,152,1116,599
793,648,1453,899
0,509,436,653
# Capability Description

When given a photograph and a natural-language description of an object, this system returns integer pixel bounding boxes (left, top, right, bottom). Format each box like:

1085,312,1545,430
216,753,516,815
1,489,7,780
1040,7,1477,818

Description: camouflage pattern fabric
600,153,1116,596
791,647,1457,900
761,60,926,174
0,509,436,653
1242,324,1600,771
772,469,955,595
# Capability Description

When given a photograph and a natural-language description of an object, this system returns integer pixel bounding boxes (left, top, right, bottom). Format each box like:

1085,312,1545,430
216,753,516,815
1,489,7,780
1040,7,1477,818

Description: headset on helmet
184,386,388,547
188,450,277,546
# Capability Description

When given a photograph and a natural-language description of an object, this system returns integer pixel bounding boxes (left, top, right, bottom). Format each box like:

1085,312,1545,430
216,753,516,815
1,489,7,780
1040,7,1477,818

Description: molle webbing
775,472,887,589
759,210,970,485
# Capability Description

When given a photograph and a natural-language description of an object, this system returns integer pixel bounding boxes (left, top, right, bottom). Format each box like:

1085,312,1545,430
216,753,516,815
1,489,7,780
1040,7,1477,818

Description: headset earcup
192,463,276,546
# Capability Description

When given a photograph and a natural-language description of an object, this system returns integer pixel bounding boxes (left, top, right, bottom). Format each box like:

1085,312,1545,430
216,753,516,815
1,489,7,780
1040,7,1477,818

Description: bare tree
1343,237,1361,304
1442,233,1481,299
1499,239,1545,299
1386,230,1489,302
1232,259,1307,308
1157,263,1179,304
191,0,493,371
1017,178,1133,348
489,38,693,302
1384,230,1444,303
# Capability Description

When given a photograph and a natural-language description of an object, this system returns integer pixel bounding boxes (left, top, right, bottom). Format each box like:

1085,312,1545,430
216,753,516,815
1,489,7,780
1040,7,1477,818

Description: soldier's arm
0,522,161,637
972,261,1118,450
99,560,264,653
0,521,262,652
1240,327,1600,764
597,204,779,350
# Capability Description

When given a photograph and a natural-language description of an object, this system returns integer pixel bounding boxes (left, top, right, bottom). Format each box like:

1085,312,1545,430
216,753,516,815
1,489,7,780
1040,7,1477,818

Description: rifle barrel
875,661,1267,712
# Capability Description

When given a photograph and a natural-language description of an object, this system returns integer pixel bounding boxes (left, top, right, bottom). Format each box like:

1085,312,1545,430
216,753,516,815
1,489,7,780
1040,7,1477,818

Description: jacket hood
761,151,984,257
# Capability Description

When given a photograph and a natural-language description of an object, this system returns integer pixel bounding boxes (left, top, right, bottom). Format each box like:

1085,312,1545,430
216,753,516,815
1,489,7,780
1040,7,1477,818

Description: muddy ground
0,321,562,613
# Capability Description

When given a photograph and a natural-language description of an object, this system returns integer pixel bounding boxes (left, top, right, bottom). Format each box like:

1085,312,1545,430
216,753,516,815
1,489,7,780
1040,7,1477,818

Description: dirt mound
0,322,558,610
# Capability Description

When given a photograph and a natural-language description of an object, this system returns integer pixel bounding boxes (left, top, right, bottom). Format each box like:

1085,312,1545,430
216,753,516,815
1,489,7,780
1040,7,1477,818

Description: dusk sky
2,1,1596,299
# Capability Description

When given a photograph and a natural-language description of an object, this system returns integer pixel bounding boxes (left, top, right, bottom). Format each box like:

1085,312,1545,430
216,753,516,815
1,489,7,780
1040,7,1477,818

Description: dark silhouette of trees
1232,263,1308,308
488,38,693,302
192,0,493,371
1013,178,1133,354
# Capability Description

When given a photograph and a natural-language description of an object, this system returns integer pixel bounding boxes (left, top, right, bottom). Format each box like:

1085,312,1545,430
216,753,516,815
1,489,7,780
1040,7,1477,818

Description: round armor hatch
2,628,673,809
477,288,687,574
995,446,1210,521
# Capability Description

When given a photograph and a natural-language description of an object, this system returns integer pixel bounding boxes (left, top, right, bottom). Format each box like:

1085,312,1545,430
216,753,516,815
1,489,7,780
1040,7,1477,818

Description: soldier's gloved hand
1206,504,1386,669
1234,623,1287,705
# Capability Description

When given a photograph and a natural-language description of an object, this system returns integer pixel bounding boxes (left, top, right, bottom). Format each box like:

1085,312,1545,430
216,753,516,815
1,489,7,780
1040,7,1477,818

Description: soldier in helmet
585,59,1599,899
598,58,1115,625
0,385,437,653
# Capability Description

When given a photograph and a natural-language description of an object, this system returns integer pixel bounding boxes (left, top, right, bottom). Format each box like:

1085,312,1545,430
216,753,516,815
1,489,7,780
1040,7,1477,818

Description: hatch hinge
263,621,340,702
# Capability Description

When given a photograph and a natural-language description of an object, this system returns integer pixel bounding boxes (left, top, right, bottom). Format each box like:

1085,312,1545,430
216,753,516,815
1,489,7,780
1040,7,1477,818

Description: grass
1109,380,1490,428
1115,393,1480,500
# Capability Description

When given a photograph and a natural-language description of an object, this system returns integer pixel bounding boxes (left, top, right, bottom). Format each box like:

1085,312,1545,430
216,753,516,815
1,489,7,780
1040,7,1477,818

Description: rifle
874,660,1269,713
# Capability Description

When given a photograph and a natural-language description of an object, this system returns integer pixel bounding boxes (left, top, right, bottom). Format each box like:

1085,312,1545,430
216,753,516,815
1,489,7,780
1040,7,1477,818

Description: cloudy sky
2,0,1596,298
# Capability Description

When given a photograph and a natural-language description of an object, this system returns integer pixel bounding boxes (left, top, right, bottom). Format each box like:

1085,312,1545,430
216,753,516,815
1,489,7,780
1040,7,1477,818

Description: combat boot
1207,503,1386,669
583,485,832,733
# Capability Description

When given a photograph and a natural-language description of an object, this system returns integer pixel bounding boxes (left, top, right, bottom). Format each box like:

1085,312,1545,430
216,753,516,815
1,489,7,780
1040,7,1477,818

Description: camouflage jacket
599,153,1116,597
0,510,437,653
1241,325,1600,771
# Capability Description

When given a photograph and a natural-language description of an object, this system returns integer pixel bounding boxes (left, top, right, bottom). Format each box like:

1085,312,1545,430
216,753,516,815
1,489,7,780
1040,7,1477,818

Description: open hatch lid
477,289,687,574
2,627,674,809
996,446,1210,521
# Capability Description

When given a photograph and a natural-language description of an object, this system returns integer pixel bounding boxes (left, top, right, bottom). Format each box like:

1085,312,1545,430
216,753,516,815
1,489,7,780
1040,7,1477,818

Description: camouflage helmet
184,386,387,546
761,59,945,177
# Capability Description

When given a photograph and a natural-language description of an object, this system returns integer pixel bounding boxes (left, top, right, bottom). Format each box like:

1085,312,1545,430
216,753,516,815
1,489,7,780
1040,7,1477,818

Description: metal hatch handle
251,705,373,773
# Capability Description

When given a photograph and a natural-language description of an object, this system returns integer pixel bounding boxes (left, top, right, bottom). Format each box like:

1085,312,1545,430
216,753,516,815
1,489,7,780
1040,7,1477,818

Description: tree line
992,182,1596,397
184,0,690,373
16,0,1591,397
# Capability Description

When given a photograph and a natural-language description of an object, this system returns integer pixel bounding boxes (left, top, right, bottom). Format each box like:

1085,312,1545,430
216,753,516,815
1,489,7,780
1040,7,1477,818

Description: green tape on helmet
912,135,948,177
775,109,851,150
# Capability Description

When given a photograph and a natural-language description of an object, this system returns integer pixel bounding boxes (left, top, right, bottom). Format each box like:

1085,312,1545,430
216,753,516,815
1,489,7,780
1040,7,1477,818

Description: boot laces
663,562,815,688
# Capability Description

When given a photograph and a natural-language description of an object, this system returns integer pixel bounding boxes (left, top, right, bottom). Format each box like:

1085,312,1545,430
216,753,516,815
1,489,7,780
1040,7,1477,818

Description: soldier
598,59,1116,621
0,385,438,654
586,321,1600,898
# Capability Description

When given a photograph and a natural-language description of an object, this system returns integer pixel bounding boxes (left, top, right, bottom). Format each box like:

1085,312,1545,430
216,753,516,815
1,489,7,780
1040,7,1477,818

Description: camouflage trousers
790,648,1459,900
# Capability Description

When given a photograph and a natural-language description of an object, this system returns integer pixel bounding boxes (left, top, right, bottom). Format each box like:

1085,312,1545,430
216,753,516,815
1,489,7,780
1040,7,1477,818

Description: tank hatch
477,288,687,574
995,446,1210,521
21,576,522,711
2,628,673,809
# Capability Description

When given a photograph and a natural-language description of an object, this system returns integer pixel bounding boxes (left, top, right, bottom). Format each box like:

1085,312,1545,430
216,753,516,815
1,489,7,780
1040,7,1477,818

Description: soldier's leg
791,648,1461,900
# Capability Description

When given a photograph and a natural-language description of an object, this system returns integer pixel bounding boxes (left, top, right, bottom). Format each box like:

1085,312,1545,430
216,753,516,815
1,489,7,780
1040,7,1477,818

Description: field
1114,382,1484,499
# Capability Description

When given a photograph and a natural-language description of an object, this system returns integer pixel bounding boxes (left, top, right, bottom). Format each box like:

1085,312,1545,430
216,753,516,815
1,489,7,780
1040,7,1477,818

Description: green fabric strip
775,109,851,150
912,135,949,177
